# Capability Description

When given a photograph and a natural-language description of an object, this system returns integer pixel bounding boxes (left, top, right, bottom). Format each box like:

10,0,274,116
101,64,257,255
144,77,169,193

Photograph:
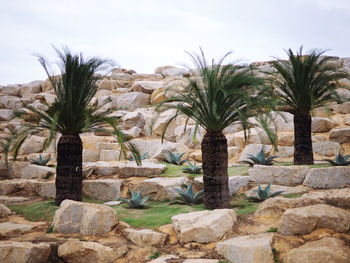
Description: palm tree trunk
293,111,314,165
55,134,83,205
201,131,230,209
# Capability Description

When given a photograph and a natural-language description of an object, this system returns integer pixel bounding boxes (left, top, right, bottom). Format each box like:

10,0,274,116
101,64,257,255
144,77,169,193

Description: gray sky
0,0,349,85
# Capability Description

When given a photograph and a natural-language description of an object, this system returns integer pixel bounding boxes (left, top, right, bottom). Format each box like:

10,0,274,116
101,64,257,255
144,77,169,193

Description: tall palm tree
269,47,347,165
2,47,140,205
157,50,267,209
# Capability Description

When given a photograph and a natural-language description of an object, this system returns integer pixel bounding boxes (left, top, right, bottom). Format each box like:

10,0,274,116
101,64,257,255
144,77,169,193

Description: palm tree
2,47,140,205
156,50,267,209
269,47,347,165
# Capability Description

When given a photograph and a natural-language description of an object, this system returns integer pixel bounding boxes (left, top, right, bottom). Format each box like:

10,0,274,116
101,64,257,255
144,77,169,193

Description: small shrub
174,183,204,204
29,154,51,166
241,147,277,166
166,150,188,165
149,251,160,260
46,225,54,233
118,189,151,209
182,160,202,174
248,183,284,202
324,152,350,166
267,227,278,232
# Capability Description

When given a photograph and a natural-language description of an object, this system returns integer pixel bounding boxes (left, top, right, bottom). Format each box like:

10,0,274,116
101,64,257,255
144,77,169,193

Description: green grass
228,166,249,176
112,201,204,228
230,194,259,215
267,227,278,232
283,192,306,198
275,162,331,168
8,200,59,222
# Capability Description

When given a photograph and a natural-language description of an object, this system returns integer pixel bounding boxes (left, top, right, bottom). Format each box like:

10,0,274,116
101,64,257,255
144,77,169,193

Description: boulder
18,135,45,155
329,127,350,143
249,165,309,186
216,233,274,263
0,196,30,204
279,204,350,235
172,209,236,243
58,240,125,263
96,142,118,151
132,177,189,201
121,111,145,129
174,125,204,148
239,144,273,163
34,181,55,198
83,179,123,201
232,128,271,148
19,164,55,179
302,188,350,209
0,109,13,121
312,141,341,157
91,161,119,176
161,67,188,77
117,161,166,178
123,126,142,138
277,132,294,146
0,95,22,109
99,150,120,161
274,146,294,158
331,102,350,114
311,117,336,132
98,78,114,90
0,241,51,263
53,200,118,235
0,85,20,95
283,237,350,263
152,109,177,141
270,111,294,132
303,167,350,189
83,150,99,162
19,80,43,95
0,204,11,218
0,222,34,237
0,179,37,195
228,146,240,159
125,228,167,246
110,71,133,81
131,80,164,94
116,92,150,110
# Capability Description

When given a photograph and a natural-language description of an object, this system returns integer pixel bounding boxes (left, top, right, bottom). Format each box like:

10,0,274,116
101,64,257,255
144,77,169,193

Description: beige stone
83,149,99,162
58,240,124,263
0,179,37,195
283,237,350,263
34,181,55,198
312,141,341,157
0,222,34,237
330,127,350,143
116,92,150,110
20,164,55,179
194,176,249,196
302,188,350,208
121,111,145,129
117,161,166,178
172,209,236,243
83,179,123,201
125,228,167,247
233,128,271,148
0,95,22,109
18,135,45,155
331,102,350,114
158,224,178,244
216,233,274,263
0,109,13,121
279,204,350,235
0,204,11,218
0,241,51,263
100,150,120,161
131,80,164,94
53,200,118,235
311,117,336,132
239,144,273,163
98,78,114,90
303,167,350,189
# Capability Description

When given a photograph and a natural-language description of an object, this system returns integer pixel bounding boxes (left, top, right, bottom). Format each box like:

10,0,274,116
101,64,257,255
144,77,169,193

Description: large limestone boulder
18,135,45,155
99,150,120,161
249,165,309,186
270,111,294,132
302,188,350,208
174,125,204,148
121,111,145,130
239,144,273,163
233,128,271,148
53,200,118,235
0,85,20,95
277,132,294,146
329,127,350,143
161,67,188,77
311,117,336,132
132,177,189,201
0,242,51,263
331,101,350,114
117,161,167,178
125,228,167,247
216,233,274,263
0,179,37,195
283,237,350,263
279,204,350,235
34,181,55,198
83,179,123,201
83,149,99,162
0,95,22,109
19,164,55,179
0,204,11,218
0,109,13,121
58,240,124,263
303,167,350,189
172,209,236,243
312,141,341,157
152,109,178,141
274,146,294,159
0,222,34,237
90,161,119,176
131,80,164,94
116,92,150,110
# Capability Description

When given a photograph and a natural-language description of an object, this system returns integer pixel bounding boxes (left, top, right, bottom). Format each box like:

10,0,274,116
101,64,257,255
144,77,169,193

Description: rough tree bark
55,134,83,205
201,131,230,209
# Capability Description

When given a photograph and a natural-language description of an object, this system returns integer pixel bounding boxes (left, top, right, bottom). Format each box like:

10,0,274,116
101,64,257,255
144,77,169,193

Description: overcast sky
0,0,349,85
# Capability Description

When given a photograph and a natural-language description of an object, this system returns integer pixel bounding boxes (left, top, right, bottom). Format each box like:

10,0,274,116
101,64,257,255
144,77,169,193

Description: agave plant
166,150,188,165
324,152,350,166
241,147,277,166
248,183,284,202
129,152,149,161
182,160,202,174
29,154,51,166
174,183,204,204
118,189,151,208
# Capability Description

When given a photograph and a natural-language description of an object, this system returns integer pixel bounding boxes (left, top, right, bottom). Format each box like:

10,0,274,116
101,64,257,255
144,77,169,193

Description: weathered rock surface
58,240,125,263
0,204,11,218
34,181,55,198
303,167,350,189
19,164,55,179
279,204,350,235
311,117,336,132
0,222,34,237
172,209,236,243
83,149,99,162
0,109,13,121
125,228,167,247
312,141,341,157
302,188,350,208
53,200,118,235
216,233,274,263
90,161,119,176
329,127,350,143
0,241,51,263
283,237,350,263
0,179,37,195
116,92,149,110
83,179,123,201
99,150,120,161
18,135,45,155
131,80,164,94
249,165,309,186
117,161,167,178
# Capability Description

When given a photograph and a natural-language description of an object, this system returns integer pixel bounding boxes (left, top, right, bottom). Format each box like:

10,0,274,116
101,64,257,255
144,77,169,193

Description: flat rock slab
34,181,55,198
0,196,30,204
148,255,219,263
194,176,249,196
216,233,274,263
279,204,350,235
0,222,34,237
117,161,166,178
303,167,350,189
0,241,51,263
125,228,167,247
172,209,237,243
244,184,307,198
283,237,350,263
0,179,37,195
249,165,309,186
83,179,123,201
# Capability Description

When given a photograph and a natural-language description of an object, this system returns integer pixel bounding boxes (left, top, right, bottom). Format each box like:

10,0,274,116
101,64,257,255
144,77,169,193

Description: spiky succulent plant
174,183,204,204
241,147,277,166
324,152,350,166
166,150,188,165
118,189,151,208
248,183,284,202
182,160,202,174
29,154,51,166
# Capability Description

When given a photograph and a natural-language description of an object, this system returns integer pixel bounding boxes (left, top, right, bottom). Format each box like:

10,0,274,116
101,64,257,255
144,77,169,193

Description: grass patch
8,200,59,222
230,194,259,215
283,192,306,198
112,200,204,228
275,162,331,168
267,227,278,232
228,166,249,176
